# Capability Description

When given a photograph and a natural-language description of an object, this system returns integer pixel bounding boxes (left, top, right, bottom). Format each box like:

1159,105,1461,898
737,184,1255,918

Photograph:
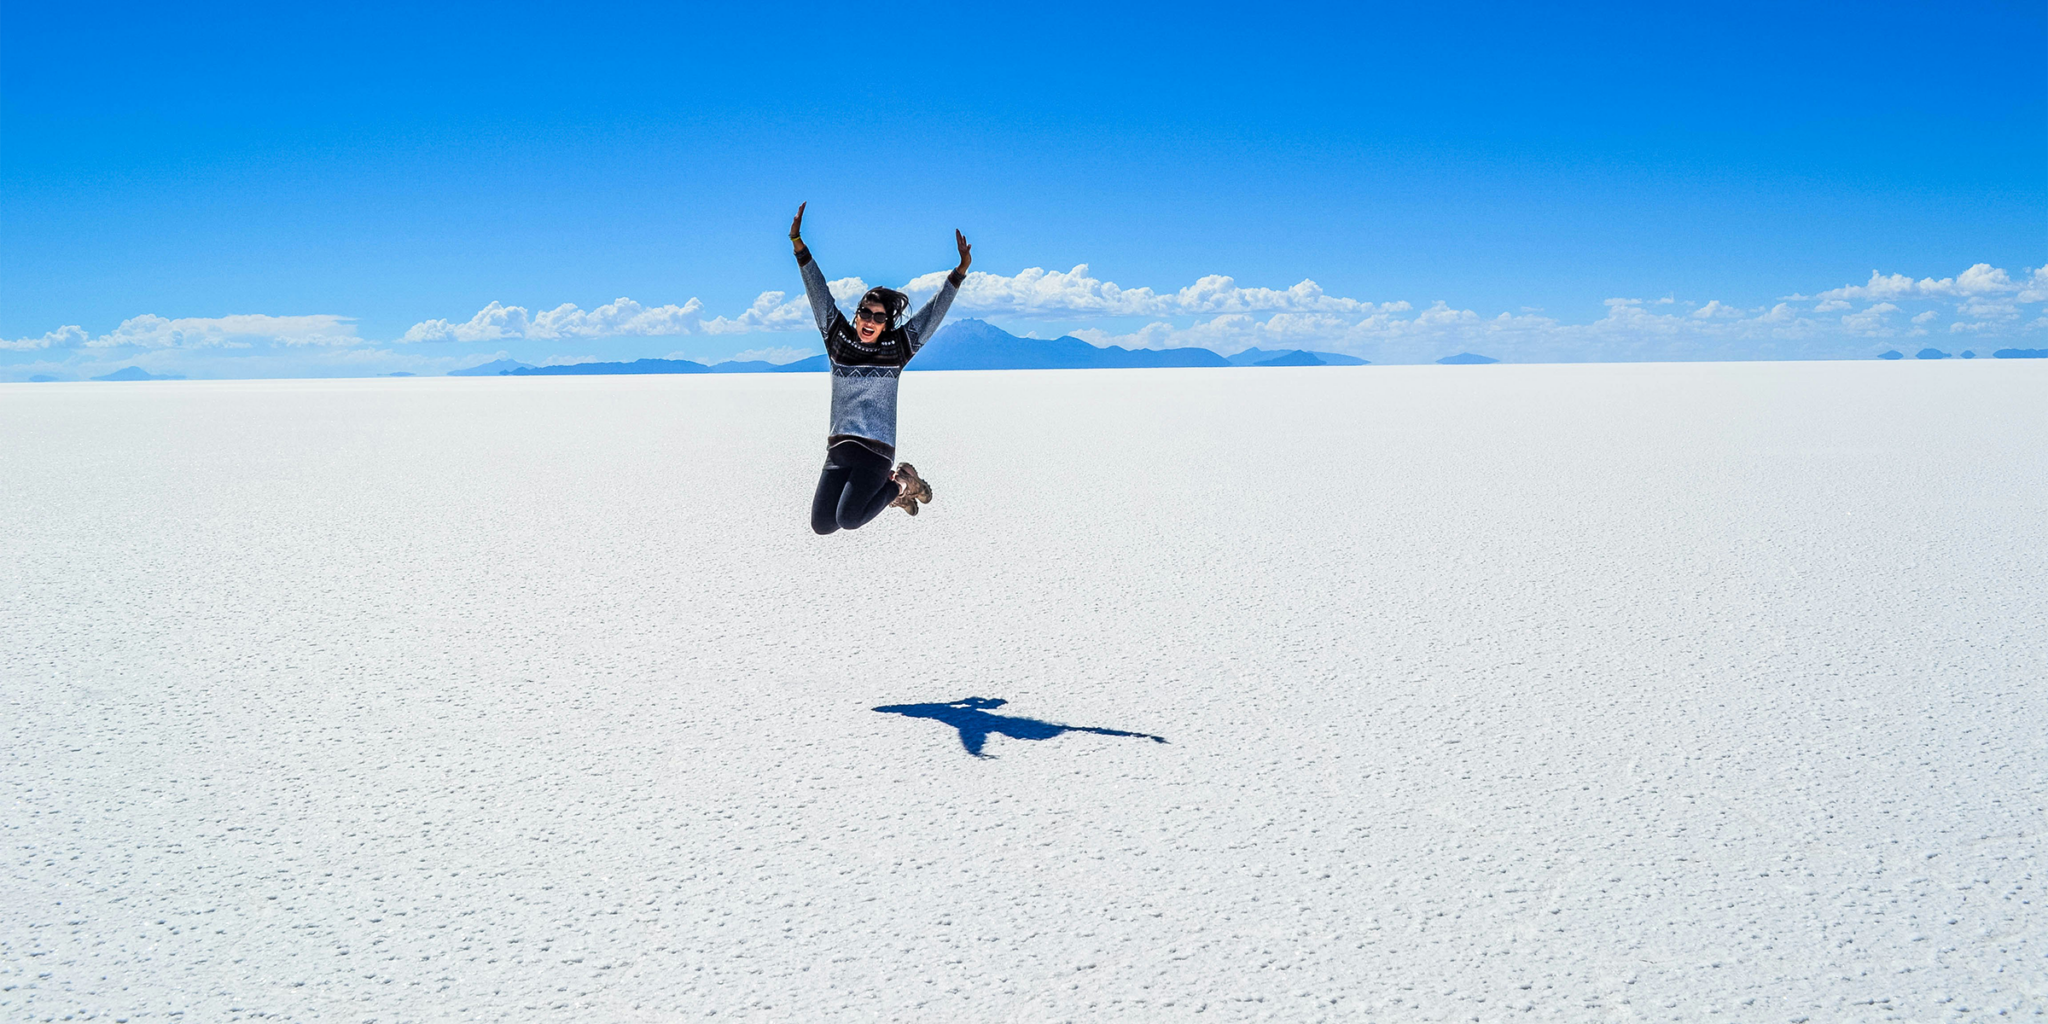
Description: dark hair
859,287,909,327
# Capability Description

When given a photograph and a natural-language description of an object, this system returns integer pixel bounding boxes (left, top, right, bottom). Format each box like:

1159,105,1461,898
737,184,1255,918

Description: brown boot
895,462,934,504
888,472,920,516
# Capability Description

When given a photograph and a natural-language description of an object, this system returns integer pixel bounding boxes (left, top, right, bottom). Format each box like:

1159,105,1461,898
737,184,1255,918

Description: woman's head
853,287,908,343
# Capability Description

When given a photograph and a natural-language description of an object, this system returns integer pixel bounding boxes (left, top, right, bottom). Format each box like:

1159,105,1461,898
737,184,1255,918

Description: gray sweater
799,250,961,458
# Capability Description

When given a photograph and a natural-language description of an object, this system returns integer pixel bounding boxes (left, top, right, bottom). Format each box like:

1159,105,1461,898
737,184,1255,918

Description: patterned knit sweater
799,249,961,458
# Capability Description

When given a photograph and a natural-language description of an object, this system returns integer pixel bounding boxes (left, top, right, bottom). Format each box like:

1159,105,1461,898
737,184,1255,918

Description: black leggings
811,442,900,534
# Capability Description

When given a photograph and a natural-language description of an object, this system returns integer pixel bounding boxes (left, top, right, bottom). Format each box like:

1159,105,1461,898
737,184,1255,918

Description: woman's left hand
954,230,972,273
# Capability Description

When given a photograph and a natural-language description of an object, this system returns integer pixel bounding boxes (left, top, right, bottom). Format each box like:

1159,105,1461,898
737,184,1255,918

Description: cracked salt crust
2,361,2043,1021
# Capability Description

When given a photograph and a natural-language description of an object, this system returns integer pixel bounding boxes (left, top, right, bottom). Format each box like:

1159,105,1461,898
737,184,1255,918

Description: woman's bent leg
838,473,901,530
811,458,851,534
832,444,900,531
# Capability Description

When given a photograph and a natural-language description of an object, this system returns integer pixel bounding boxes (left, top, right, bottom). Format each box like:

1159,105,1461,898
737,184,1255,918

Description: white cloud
2020,267,2048,304
2,325,89,351
1808,263,2021,303
4,314,360,351
403,297,708,342
899,264,1410,320
1956,296,2019,321
698,288,821,335
107,313,362,348
1954,264,2015,295
1840,303,1901,336
402,303,519,343
906,265,1164,317
401,280,873,342
1804,271,1919,302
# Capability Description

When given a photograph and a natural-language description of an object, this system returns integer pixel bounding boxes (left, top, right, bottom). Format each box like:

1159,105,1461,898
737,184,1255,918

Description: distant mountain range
509,357,713,376
46,332,2048,385
1228,348,1368,367
448,358,537,376
448,320,1373,376
909,320,1228,369
713,356,830,373
91,366,186,381
1879,348,2044,360
913,322,1370,369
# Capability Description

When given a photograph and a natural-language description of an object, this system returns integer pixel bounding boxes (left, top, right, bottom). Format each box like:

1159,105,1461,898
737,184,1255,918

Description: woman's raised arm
904,229,971,351
949,228,971,285
790,202,840,338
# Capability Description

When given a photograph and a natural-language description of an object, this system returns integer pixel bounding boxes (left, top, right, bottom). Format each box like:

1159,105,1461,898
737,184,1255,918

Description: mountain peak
916,320,1230,370
91,366,185,381
448,358,534,376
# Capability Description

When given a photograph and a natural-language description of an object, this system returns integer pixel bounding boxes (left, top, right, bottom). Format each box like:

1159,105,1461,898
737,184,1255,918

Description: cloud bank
396,279,874,344
8,264,2044,377
376,261,2044,364
3,314,361,352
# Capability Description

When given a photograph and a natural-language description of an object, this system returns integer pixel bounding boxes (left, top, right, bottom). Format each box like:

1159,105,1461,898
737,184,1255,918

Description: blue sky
3,0,2043,378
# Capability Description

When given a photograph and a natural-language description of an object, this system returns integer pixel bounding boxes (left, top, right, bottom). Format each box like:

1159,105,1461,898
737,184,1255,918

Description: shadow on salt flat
873,696,1169,759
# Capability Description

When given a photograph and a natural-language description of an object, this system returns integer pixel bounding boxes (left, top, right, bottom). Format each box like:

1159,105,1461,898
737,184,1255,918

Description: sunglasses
854,307,891,325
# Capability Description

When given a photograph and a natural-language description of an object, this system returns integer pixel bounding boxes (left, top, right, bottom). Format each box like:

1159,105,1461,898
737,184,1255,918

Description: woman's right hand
789,202,806,245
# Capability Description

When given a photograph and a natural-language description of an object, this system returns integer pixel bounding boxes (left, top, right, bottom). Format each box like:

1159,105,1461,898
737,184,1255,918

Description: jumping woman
791,202,971,535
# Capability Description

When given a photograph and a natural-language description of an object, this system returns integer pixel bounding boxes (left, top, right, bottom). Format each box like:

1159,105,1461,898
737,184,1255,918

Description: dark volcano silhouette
873,697,1169,758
